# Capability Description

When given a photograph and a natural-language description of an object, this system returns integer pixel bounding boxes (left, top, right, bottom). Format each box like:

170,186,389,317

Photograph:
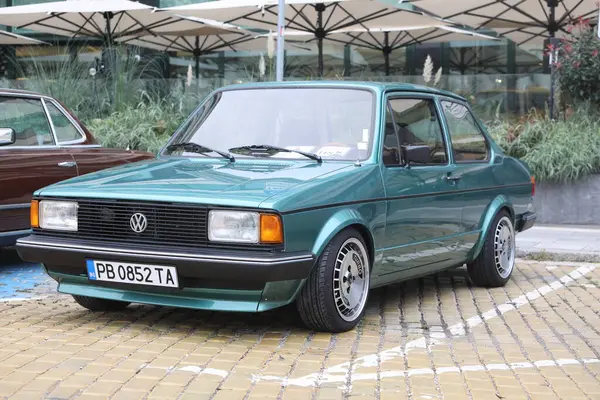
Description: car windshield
163,87,375,161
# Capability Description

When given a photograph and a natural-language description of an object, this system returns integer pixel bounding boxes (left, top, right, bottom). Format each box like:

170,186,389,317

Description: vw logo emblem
130,213,147,233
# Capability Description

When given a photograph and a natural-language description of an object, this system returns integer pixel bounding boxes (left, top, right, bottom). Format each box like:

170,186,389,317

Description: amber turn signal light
260,214,283,244
30,200,39,228
531,176,536,197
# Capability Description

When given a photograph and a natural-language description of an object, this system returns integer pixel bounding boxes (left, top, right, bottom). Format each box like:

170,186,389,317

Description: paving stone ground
0,250,599,399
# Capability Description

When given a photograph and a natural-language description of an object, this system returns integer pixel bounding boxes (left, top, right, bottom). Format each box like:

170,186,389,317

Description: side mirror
402,145,431,165
0,128,15,147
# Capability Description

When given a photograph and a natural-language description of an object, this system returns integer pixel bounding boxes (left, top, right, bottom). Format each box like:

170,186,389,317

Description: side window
45,102,84,144
384,97,447,165
0,96,53,147
441,101,488,162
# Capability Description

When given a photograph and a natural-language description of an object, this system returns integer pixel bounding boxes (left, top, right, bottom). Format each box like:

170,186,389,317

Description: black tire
296,228,371,333
467,210,516,288
72,295,131,311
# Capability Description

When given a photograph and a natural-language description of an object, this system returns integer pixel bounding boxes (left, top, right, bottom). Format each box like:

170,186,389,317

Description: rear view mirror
402,145,431,165
0,128,15,147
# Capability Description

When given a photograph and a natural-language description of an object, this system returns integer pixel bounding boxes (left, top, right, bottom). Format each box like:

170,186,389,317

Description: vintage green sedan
17,82,536,332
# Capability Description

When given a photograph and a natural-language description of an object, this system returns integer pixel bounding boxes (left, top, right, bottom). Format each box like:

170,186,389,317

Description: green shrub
556,18,600,107
86,98,187,154
489,104,600,183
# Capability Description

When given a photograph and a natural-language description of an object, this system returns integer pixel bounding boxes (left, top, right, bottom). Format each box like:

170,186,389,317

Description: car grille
74,199,208,248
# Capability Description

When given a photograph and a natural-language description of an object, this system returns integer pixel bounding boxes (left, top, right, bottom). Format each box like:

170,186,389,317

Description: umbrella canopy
0,0,216,43
118,18,254,79
160,0,448,75
408,0,599,45
0,30,48,46
318,25,499,74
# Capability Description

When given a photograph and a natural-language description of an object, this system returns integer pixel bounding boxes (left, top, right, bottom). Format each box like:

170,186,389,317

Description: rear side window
441,101,488,162
46,102,84,144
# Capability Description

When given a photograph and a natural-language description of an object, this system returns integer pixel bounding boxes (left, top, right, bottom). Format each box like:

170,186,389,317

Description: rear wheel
467,210,516,287
72,295,130,311
296,228,370,332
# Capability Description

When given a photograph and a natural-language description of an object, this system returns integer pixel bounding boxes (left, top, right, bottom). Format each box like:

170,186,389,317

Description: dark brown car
0,89,154,246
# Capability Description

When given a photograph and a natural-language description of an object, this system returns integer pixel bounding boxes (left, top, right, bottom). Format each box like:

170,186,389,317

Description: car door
0,95,77,237
43,100,151,176
378,94,463,284
438,99,495,256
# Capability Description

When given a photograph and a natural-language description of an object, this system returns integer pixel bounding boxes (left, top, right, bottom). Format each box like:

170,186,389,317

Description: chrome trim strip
0,144,102,151
16,238,314,265
0,229,31,237
0,203,30,210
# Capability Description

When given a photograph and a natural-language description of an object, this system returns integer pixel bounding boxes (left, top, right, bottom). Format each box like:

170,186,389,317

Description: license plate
86,260,179,288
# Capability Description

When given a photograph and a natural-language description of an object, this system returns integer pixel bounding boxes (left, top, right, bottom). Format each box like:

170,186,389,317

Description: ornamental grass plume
267,31,275,59
434,66,442,86
186,64,193,87
259,53,266,76
423,54,433,84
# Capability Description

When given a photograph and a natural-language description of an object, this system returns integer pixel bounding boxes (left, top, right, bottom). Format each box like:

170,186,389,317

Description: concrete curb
517,250,600,263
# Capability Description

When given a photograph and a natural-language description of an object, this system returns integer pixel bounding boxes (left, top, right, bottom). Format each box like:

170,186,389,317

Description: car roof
0,88,45,97
219,80,466,102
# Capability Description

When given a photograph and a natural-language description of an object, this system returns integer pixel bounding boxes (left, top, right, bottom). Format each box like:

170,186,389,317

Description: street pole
276,0,285,81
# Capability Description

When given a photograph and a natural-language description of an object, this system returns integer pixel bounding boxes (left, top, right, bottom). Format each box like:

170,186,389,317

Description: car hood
38,157,354,208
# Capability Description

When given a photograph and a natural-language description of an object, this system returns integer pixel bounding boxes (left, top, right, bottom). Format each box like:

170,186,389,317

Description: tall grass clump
489,104,600,183
86,92,189,154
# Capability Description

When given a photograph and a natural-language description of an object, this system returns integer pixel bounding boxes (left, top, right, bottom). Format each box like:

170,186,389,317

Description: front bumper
16,235,315,312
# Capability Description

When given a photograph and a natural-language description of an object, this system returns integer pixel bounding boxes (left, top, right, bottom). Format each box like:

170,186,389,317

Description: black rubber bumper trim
16,235,315,282
517,212,536,232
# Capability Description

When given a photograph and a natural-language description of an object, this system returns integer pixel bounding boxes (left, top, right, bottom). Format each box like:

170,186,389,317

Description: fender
468,195,515,262
310,208,374,263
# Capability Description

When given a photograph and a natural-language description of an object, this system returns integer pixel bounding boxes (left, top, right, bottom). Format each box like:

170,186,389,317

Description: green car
16,82,536,333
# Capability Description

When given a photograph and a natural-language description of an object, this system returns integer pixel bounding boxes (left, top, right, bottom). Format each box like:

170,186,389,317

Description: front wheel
296,228,371,332
467,210,516,287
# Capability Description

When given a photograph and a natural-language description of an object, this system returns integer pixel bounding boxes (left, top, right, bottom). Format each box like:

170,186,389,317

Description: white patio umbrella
117,17,254,79
0,30,48,46
408,0,599,45
0,0,217,44
160,0,449,76
314,25,499,75
120,28,322,77
408,0,599,118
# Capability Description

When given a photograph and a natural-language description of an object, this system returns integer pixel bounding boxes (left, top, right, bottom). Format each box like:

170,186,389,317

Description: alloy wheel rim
494,216,515,279
333,238,370,322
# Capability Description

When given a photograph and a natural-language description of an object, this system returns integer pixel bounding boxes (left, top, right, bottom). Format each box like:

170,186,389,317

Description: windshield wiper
167,142,235,162
229,144,322,163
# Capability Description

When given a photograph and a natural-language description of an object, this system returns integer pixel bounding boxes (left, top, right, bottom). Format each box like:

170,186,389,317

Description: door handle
443,174,463,181
58,161,77,168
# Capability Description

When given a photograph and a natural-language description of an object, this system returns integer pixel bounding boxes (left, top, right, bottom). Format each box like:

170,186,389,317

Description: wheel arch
468,195,515,262
310,209,375,270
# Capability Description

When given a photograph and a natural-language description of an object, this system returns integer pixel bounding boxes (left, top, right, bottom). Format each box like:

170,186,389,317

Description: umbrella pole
315,4,325,77
383,32,391,77
547,0,558,119
104,12,116,108
195,36,200,80
275,0,285,81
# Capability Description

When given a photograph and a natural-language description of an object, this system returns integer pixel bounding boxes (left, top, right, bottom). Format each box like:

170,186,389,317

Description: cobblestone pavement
0,253,599,399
